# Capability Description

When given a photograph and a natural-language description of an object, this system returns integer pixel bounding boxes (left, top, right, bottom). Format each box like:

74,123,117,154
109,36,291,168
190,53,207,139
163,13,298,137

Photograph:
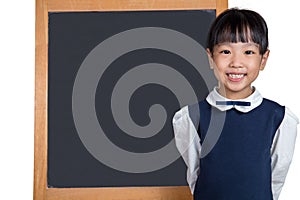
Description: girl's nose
229,53,243,68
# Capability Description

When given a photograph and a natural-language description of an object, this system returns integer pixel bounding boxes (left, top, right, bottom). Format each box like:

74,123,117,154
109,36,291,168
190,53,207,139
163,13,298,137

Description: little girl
173,8,298,200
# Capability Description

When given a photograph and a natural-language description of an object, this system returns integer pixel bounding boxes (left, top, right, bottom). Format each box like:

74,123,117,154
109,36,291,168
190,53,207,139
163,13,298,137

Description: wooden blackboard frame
34,0,228,199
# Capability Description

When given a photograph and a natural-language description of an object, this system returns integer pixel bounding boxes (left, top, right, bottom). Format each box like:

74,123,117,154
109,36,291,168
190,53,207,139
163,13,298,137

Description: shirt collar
206,87,263,113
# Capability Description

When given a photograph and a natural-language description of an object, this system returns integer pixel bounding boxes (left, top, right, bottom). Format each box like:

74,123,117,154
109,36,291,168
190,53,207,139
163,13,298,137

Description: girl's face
207,42,269,99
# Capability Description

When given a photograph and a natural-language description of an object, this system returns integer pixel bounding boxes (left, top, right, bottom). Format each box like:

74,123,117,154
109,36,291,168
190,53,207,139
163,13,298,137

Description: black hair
206,8,269,55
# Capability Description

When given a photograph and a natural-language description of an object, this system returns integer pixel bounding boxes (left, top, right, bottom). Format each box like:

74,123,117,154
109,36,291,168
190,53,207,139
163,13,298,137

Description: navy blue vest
193,99,285,200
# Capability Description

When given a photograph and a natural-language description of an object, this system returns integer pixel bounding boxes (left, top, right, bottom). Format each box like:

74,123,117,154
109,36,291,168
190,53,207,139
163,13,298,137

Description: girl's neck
217,87,254,100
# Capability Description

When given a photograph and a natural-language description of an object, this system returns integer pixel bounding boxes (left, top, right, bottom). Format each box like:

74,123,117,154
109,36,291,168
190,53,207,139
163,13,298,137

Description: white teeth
229,74,244,78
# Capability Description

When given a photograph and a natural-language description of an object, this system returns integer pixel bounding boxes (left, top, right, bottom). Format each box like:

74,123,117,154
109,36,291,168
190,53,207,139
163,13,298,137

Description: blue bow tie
216,101,251,106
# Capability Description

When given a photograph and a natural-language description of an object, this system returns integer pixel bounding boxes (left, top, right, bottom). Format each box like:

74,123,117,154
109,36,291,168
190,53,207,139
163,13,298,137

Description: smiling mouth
228,74,245,78
227,73,246,81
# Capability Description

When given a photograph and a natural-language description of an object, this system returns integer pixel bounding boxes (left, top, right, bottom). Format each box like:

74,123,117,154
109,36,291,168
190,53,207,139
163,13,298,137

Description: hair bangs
207,8,269,55
215,16,255,45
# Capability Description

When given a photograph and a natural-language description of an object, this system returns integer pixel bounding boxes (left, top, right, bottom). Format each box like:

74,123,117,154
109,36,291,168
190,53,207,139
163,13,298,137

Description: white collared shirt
172,87,298,200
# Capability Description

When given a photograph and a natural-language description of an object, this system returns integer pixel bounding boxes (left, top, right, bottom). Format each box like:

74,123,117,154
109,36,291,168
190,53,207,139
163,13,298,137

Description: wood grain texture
47,0,216,11
34,0,228,199
216,0,228,15
47,186,193,200
34,0,48,200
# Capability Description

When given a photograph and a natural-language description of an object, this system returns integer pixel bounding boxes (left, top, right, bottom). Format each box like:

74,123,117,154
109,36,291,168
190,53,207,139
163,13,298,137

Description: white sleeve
271,107,299,200
172,106,201,194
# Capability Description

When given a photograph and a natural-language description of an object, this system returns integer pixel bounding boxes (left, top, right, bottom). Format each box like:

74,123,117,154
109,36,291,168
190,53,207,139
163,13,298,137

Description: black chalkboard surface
48,10,216,188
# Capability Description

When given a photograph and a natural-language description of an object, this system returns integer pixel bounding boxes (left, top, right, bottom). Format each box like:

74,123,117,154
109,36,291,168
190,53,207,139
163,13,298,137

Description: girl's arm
271,107,298,200
172,106,201,194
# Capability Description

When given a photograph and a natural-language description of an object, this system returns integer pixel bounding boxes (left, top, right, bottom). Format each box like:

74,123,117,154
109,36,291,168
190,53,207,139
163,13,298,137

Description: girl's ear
206,48,214,69
260,49,270,71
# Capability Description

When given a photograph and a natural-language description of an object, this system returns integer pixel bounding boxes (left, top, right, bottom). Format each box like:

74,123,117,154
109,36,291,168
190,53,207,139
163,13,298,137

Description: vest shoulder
187,100,210,130
262,98,285,110
261,98,285,125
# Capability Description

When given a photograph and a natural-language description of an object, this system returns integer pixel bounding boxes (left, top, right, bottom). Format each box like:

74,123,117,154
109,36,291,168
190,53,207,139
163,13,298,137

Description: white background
0,0,299,199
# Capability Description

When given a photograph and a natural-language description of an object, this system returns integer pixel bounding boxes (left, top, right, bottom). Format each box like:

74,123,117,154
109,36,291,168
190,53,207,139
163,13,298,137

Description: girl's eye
245,50,255,55
220,50,231,54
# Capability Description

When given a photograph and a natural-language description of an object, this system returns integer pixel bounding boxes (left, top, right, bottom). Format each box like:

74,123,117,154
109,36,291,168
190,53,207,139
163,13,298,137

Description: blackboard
48,9,215,188
34,0,228,199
